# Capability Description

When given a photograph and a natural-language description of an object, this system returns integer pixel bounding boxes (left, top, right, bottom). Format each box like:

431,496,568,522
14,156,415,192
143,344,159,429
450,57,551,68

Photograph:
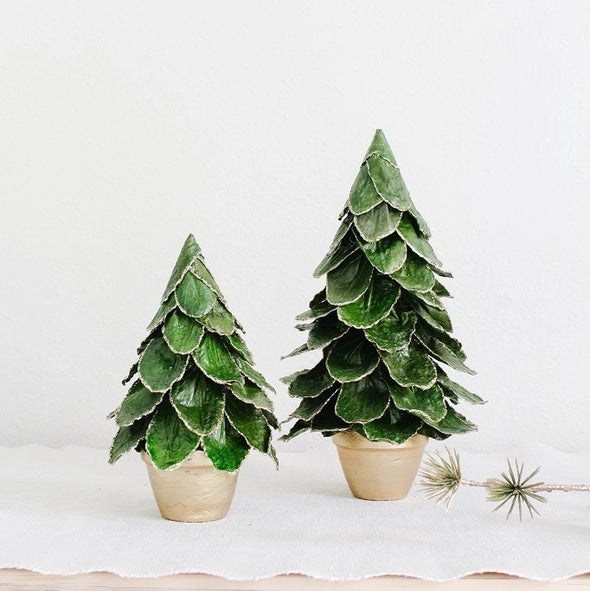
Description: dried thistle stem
460,479,486,488
530,483,590,493
419,448,590,521
458,480,590,495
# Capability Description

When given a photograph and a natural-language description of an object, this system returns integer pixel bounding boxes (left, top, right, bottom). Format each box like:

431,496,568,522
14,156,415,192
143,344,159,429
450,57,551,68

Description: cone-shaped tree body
109,235,278,471
282,130,483,444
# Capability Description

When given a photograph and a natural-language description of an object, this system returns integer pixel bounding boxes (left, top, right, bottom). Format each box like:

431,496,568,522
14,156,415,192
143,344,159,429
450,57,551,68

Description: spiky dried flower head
420,448,463,510
486,459,547,521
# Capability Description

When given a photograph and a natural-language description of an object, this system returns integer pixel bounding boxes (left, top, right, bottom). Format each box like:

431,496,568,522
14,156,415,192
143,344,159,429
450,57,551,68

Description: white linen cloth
1,442,589,581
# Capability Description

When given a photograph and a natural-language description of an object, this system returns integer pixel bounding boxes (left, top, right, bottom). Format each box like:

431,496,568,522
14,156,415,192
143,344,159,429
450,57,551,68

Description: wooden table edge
1,569,589,590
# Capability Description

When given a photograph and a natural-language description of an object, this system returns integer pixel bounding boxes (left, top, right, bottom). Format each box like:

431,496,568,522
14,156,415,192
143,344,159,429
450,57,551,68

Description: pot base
142,451,238,522
332,431,427,501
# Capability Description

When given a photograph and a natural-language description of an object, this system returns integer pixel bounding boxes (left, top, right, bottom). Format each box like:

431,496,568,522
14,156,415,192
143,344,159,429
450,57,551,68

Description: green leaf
364,310,416,352
313,231,357,278
281,343,310,359
391,251,435,293
413,301,453,332
432,266,453,278
416,325,466,361
226,332,254,363
291,386,337,421
364,129,396,162
416,328,475,375
163,309,205,354
310,396,349,433
407,203,431,238
230,380,274,412
413,289,445,310
137,332,156,356
354,203,402,243
191,258,223,298
280,419,310,442
268,444,279,469
225,396,271,452
327,215,353,251
170,371,225,435
390,382,447,423
366,155,412,211
348,164,383,215
396,216,442,267
201,300,235,336
326,330,379,383
122,361,138,386
139,337,188,393
284,360,335,398
335,371,390,423
360,234,407,274
362,408,421,444
296,290,335,322
429,405,477,435
116,380,164,427
307,312,349,349
161,234,202,302
234,356,275,392
146,398,200,470
338,275,400,329
109,416,150,463
417,423,450,441
382,344,437,389
281,370,304,384
203,419,249,472
326,250,373,306
193,332,242,383
175,271,217,319
262,409,279,430
433,280,451,298
146,293,176,333
437,371,484,405
442,387,459,405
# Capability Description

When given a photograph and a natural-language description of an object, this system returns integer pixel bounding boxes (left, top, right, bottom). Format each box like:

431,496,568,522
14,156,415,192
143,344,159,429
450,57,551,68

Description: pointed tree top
161,234,202,302
182,233,202,257
364,129,397,164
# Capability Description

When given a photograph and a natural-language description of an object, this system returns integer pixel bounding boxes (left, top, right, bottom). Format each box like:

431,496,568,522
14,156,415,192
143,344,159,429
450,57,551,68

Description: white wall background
1,1,588,452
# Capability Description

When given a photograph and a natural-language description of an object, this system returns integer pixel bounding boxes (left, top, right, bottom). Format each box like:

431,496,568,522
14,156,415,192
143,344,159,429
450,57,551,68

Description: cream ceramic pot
142,451,238,522
332,430,427,501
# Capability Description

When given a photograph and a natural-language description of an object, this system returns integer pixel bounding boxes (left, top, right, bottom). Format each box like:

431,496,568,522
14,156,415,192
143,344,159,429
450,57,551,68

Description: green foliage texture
109,235,278,472
282,130,483,445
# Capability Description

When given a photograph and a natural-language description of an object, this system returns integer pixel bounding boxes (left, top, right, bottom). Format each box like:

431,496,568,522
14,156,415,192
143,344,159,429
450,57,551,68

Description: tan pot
142,451,238,522
332,430,427,501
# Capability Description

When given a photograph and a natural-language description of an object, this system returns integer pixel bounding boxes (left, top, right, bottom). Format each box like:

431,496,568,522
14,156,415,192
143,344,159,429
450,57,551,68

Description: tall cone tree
282,130,483,444
109,234,278,471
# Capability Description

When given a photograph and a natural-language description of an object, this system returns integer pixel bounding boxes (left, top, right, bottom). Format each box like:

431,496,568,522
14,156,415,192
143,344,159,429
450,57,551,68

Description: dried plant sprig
485,459,546,520
420,448,488,510
420,448,590,521
420,449,465,509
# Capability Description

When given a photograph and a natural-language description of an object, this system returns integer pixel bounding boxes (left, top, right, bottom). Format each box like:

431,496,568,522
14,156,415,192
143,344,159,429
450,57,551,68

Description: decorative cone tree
282,130,483,450
109,234,278,473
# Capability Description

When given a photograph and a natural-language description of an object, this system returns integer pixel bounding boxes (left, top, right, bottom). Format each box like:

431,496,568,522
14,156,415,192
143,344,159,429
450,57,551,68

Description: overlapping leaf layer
109,234,277,471
282,130,483,445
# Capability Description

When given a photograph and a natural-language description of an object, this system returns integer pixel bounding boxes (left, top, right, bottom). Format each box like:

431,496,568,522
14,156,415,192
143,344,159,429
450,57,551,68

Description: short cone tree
281,130,484,444
109,234,278,471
